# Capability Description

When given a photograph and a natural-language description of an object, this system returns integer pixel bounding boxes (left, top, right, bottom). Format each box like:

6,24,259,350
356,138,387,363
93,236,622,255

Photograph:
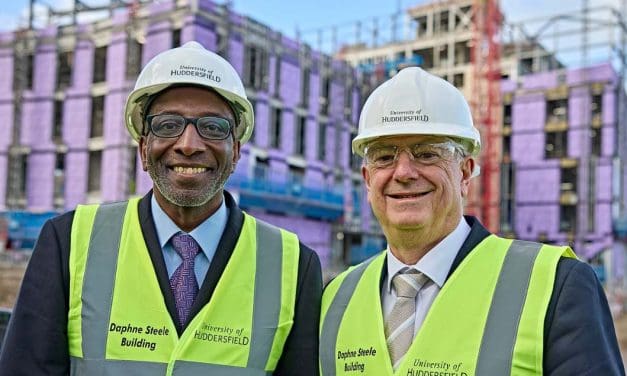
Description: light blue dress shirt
151,195,228,284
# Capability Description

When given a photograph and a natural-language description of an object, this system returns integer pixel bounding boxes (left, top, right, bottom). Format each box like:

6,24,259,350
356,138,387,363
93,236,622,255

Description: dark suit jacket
448,216,624,375
0,191,322,375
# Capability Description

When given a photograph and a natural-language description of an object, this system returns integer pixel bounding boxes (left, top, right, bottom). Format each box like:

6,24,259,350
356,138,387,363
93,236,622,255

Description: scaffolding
9,0,627,261
16,0,151,30
502,3,627,75
503,2,627,233
8,0,153,210
6,0,362,258
6,30,32,209
296,5,408,54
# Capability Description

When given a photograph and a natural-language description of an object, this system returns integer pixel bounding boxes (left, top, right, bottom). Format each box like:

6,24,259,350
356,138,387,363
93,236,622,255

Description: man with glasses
320,67,623,375
0,41,322,375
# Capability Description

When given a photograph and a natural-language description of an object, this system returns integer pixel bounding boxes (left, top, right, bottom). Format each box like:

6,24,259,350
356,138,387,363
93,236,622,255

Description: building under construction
0,0,378,271
2,0,627,284
501,62,624,274
500,5,627,294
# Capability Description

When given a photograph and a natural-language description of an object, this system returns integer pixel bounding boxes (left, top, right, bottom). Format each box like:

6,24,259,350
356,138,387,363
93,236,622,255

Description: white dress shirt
381,217,471,336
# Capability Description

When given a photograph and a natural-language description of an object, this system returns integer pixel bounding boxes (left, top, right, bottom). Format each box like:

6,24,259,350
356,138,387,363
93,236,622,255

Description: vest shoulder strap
69,200,134,358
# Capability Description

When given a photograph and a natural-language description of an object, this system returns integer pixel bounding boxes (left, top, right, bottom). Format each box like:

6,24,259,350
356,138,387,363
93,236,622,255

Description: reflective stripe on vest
68,198,297,375
81,201,128,360
475,240,541,375
249,220,282,369
320,236,575,376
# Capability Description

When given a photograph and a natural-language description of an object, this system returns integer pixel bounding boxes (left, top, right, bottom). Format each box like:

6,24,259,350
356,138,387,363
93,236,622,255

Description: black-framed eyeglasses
145,114,233,140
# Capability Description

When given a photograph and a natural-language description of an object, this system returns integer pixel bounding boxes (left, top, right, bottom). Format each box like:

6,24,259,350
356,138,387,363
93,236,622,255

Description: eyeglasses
364,141,461,169
145,114,233,140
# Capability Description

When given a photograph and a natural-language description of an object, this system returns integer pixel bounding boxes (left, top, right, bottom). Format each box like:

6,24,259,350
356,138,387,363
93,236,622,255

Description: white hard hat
353,67,481,158
124,41,254,143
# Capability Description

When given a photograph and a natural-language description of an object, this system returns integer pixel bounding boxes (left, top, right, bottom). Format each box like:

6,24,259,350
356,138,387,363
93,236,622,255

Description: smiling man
0,41,322,376
319,67,624,375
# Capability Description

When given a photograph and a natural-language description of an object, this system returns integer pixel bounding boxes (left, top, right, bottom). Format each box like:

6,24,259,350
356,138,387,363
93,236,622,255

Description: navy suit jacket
0,191,322,375
447,216,624,375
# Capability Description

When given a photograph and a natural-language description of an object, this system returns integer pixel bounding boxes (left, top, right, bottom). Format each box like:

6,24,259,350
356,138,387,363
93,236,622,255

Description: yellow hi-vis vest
320,235,577,376
67,198,300,375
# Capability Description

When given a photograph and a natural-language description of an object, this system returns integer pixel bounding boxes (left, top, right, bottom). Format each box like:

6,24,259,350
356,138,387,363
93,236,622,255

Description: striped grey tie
385,268,429,369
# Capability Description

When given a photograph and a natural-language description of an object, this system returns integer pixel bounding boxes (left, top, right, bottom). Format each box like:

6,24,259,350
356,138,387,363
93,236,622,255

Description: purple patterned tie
169,232,200,327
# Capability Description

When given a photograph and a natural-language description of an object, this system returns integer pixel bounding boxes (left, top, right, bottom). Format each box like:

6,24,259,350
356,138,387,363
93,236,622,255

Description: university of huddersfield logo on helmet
380,108,429,124
170,64,222,83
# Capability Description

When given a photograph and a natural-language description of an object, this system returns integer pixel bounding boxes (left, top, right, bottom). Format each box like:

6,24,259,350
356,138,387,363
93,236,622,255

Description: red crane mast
471,0,502,232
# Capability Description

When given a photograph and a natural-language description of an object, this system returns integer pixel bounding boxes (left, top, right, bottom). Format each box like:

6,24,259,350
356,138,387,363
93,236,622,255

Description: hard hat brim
351,122,481,156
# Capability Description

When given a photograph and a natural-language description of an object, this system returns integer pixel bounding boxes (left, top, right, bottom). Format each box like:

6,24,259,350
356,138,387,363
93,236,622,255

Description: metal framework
19,0,150,29
503,2,627,235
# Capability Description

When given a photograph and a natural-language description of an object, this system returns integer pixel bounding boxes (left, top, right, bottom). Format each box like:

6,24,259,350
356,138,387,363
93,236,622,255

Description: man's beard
146,155,232,208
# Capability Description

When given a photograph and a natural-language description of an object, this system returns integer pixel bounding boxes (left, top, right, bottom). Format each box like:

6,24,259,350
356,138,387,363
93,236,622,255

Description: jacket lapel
137,191,181,332
446,216,491,280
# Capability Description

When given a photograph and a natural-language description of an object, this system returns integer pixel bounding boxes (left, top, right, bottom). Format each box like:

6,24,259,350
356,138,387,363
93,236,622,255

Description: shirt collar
385,217,471,294
151,194,228,260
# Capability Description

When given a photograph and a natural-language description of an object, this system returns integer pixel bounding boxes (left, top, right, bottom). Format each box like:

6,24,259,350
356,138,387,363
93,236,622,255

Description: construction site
1,0,627,361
